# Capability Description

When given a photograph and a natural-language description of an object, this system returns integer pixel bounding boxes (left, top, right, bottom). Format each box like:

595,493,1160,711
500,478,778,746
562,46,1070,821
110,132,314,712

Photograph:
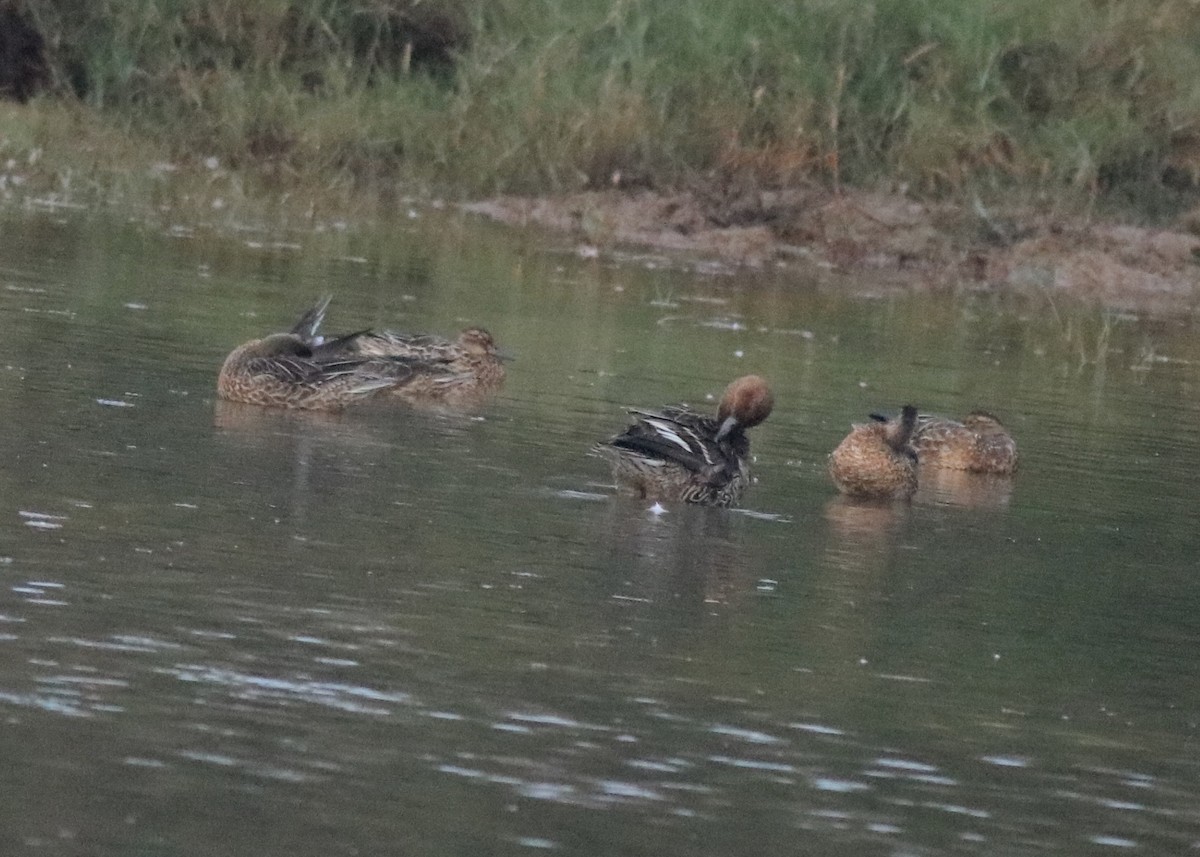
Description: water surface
1,208,1199,855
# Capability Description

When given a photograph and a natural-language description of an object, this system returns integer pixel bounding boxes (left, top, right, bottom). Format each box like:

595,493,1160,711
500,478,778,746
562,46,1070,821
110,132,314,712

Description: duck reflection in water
212,398,393,534
915,467,1015,509
599,500,752,608
822,494,911,574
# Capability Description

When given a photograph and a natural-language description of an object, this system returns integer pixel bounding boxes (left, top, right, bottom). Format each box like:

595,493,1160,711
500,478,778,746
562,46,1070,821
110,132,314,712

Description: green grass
5,0,1200,214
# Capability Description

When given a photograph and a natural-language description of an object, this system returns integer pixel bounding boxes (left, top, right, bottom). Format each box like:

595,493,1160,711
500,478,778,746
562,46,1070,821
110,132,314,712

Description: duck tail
321,328,374,350
714,414,738,442
291,295,333,339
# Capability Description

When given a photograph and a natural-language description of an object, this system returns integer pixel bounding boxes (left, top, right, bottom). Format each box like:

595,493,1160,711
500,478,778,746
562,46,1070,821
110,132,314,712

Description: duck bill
715,415,738,442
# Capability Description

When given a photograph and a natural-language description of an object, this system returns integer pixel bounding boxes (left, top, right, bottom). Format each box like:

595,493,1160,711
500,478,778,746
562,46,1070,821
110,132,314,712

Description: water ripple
709,724,785,745
707,754,795,773
506,711,611,731
163,664,413,715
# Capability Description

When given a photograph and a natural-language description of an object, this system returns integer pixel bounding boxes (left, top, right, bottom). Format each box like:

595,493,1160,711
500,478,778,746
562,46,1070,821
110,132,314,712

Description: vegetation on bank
2,0,1200,217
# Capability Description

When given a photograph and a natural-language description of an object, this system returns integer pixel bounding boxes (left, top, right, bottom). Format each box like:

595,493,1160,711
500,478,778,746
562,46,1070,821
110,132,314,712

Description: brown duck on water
342,326,506,400
909,411,1018,474
216,297,463,410
828,405,919,500
288,296,506,402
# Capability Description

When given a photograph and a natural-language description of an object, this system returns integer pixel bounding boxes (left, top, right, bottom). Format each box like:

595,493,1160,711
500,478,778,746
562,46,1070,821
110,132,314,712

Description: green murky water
1,207,1198,855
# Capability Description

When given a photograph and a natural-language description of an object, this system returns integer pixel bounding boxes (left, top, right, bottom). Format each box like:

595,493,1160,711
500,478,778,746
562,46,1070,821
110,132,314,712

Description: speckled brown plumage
344,326,506,402
216,298,453,411
217,333,420,410
828,405,919,500
282,294,504,404
912,411,1018,474
594,375,774,507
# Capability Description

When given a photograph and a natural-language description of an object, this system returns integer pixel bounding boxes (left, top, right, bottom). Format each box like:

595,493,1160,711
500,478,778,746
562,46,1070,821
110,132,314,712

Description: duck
828,405,919,499
343,326,506,399
594,375,774,507
909,411,1018,474
216,298,453,410
290,297,506,401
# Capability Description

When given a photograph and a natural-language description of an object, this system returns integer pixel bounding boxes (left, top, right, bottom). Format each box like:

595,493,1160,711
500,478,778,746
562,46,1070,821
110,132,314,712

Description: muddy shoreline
465,187,1200,315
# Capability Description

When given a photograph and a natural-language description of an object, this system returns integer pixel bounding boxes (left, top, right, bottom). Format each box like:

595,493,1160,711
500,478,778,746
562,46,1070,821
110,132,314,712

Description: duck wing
243,352,368,385
609,408,727,473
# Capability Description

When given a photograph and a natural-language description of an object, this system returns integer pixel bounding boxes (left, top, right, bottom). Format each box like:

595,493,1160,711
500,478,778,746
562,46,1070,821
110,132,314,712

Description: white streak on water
981,755,1029,768
709,724,784,745
812,777,871,793
708,755,795,773
789,722,845,736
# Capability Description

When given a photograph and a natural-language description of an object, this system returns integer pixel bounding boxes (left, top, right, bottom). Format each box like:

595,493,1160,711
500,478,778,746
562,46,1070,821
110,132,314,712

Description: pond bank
466,187,1200,316
2,108,1197,317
